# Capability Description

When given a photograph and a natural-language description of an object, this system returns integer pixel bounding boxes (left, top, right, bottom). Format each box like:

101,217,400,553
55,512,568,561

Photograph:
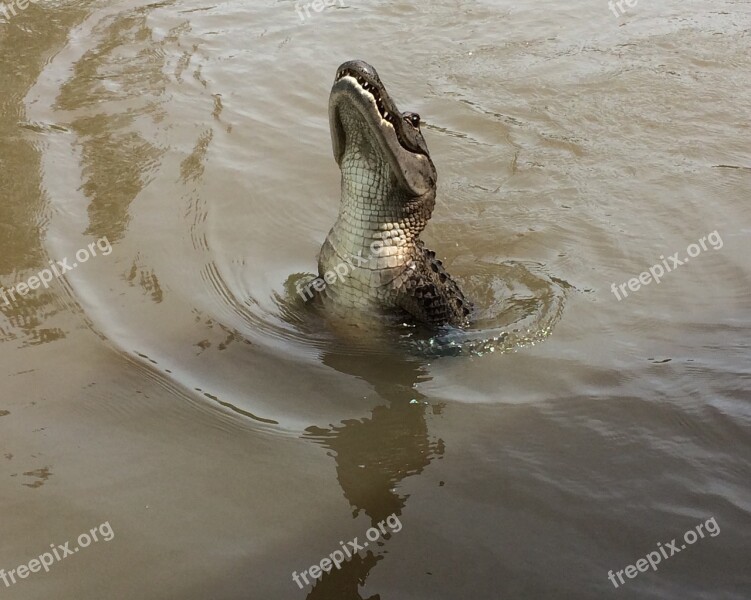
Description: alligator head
329,59,436,208
312,60,470,327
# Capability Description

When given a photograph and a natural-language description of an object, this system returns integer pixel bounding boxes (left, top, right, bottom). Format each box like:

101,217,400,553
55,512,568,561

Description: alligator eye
404,112,421,128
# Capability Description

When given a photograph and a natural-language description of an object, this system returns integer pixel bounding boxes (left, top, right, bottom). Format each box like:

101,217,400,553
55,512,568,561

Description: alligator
307,59,471,327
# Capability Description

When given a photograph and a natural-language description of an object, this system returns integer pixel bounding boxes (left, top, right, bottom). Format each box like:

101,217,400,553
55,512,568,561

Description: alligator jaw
329,61,435,197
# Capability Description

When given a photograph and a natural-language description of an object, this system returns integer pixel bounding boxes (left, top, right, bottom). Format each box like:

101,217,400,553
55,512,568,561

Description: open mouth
335,68,397,127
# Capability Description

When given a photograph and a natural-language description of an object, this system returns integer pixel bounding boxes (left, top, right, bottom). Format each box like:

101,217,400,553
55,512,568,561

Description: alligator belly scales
314,60,470,327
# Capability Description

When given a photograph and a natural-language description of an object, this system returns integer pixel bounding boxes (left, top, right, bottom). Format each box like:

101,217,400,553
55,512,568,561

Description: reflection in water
305,551,382,600
56,7,172,245
126,260,165,303
303,348,444,599
0,2,91,345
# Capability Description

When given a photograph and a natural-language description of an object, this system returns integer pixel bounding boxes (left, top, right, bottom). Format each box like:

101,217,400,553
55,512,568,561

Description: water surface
1,0,749,598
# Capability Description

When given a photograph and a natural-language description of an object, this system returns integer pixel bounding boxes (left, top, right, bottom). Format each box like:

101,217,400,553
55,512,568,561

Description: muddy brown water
1,0,750,598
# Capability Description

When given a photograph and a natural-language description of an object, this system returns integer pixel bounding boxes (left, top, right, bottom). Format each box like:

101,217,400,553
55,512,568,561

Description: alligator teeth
337,71,396,124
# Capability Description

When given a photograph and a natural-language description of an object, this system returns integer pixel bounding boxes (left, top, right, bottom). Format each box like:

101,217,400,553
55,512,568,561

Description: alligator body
313,60,470,327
